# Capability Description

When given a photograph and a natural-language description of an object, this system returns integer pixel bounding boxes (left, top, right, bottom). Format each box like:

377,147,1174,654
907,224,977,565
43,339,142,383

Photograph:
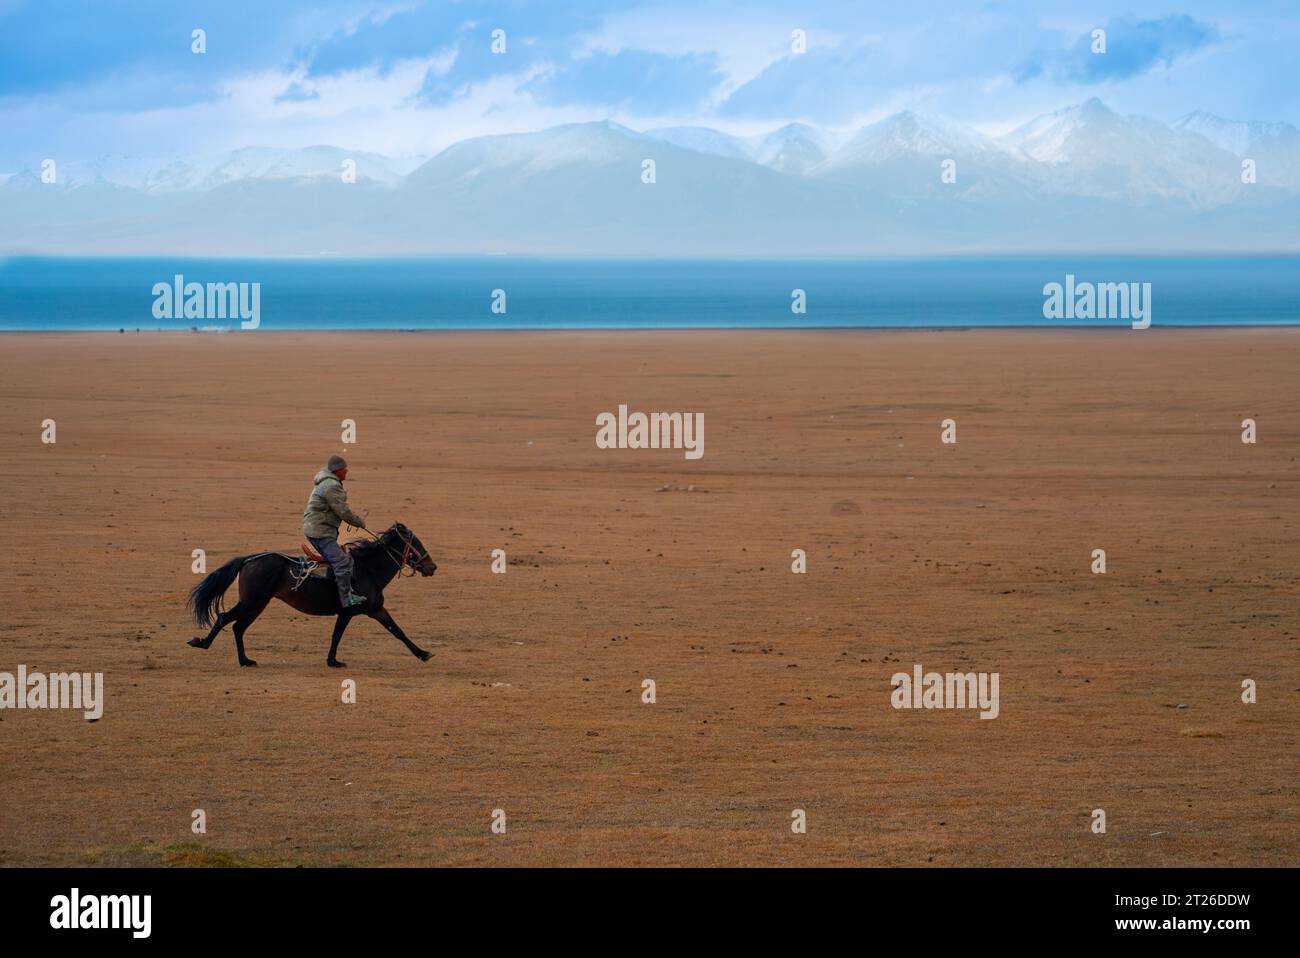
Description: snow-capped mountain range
1,145,425,193
2,99,1297,255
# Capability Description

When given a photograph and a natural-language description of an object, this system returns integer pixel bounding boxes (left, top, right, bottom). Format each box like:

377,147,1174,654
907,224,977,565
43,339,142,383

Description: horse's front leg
327,613,355,668
370,607,432,662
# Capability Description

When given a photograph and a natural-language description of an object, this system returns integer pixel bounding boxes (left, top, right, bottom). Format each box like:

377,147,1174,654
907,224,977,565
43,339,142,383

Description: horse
187,523,436,668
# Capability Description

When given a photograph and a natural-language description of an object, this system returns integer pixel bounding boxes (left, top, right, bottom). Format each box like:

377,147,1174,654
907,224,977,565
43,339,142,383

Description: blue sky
1,0,1297,166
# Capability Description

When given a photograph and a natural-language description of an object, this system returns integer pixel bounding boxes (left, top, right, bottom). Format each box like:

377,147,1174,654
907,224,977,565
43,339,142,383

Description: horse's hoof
327,659,346,669
187,637,205,649
239,659,258,667
416,650,432,662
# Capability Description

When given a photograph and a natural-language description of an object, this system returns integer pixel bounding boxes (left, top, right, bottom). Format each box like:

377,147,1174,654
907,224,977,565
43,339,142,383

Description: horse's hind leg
188,603,246,650
231,601,270,667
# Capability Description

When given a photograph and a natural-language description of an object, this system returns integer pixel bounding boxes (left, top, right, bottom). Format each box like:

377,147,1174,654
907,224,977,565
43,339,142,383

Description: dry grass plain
1,329,1296,866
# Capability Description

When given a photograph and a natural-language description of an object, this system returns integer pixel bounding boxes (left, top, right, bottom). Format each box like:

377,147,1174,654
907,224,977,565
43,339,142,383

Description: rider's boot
336,570,368,608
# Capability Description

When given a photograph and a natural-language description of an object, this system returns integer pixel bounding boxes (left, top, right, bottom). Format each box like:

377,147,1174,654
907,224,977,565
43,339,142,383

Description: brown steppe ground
0,330,1296,867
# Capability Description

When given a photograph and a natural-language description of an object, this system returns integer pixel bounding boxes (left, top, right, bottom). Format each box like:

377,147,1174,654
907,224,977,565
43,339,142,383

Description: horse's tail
187,556,248,628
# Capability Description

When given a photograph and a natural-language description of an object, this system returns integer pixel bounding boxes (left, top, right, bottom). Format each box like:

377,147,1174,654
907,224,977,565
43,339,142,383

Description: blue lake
0,255,1296,330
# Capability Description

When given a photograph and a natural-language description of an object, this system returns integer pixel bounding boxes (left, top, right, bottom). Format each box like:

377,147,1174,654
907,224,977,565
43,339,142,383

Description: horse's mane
343,524,403,558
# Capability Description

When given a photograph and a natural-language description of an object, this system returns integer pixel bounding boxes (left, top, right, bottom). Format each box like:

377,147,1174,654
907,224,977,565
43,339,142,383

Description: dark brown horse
187,523,436,668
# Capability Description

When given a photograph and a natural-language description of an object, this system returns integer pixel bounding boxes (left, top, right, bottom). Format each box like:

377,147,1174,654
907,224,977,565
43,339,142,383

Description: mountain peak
1080,96,1111,112
1172,110,1299,154
590,119,640,136
1002,99,1126,163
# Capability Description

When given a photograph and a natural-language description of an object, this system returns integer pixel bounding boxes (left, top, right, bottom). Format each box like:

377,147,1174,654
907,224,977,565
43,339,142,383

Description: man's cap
327,454,348,473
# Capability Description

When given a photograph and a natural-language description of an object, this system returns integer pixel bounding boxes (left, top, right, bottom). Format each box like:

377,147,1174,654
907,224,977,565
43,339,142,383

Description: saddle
290,541,356,590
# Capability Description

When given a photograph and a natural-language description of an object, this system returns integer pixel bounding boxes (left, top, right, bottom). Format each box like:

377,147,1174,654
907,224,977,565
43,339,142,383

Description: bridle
361,525,431,578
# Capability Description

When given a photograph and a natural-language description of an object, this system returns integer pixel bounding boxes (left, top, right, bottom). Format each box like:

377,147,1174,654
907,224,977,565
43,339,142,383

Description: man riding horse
303,453,369,608
186,454,437,667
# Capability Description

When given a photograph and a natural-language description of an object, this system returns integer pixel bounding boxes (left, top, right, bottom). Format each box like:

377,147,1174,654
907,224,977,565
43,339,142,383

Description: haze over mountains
2,99,1297,255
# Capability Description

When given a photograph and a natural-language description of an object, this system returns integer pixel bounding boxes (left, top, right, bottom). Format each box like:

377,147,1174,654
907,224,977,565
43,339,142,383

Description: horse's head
390,522,436,576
